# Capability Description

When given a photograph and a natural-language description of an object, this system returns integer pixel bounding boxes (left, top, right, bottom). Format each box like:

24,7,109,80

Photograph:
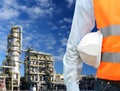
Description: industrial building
2,26,22,90
24,48,55,90
0,26,65,91
0,26,95,91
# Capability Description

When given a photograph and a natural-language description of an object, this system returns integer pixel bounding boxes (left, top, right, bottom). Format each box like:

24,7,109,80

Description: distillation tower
5,26,22,90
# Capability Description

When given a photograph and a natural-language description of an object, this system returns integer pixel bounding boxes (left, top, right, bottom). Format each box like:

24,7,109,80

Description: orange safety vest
93,0,120,80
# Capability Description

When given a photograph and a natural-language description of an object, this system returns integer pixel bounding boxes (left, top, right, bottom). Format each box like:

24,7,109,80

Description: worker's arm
63,0,95,91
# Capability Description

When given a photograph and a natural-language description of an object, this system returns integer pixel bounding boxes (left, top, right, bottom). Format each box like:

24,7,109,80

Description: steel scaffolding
3,26,22,91
24,49,54,91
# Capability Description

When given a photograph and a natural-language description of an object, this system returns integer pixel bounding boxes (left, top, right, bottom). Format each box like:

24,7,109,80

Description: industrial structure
24,48,54,90
2,26,22,90
1,26,66,91
0,26,95,91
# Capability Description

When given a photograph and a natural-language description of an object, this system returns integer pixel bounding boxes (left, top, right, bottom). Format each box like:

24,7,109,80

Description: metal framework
24,49,54,91
1,26,66,91
3,26,22,91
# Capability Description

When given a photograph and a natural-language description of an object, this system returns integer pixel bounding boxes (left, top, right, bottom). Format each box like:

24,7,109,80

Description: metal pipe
0,66,12,68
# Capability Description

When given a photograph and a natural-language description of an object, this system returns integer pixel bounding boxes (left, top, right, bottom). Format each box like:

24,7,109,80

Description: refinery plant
0,26,95,91
1,26,22,90
0,26,65,91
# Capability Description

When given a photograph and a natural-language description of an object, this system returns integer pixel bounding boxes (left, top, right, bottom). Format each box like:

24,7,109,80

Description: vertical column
7,26,22,90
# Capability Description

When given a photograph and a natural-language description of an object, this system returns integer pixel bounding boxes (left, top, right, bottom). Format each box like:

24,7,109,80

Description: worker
63,0,120,91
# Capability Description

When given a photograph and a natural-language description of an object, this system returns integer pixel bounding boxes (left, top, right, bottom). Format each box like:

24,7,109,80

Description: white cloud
3,0,16,6
58,18,72,24
20,5,28,11
24,5,54,19
0,31,7,53
0,0,55,20
54,48,65,61
0,9,19,20
64,18,72,23
60,38,68,46
0,0,20,20
34,7,42,14
0,40,7,52
27,7,45,19
24,0,55,19
66,0,75,8
55,54,64,61
22,31,57,52
22,37,32,49
51,26,58,30
44,34,56,50
60,25,67,29
46,46,53,50
22,31,34,49
57,48,65,54
48,22,58,30
44,7,54,17
0,26,6,31
36,0,52,8
58,20,64,24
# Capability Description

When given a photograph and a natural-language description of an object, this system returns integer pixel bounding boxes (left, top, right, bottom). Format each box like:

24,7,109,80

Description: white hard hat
77,31,103,68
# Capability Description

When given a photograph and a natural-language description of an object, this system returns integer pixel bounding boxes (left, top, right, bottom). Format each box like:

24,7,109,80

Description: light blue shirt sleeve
63,0,95,91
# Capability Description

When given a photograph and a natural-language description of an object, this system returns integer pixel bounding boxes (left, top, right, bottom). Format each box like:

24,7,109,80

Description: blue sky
0,0,96,76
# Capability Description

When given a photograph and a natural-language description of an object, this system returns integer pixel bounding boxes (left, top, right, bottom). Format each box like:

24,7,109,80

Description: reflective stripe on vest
101,25,120,37
102,53,120,63
97,25,120,80
101,25,120,63
93,0,120,80
101,25,120,53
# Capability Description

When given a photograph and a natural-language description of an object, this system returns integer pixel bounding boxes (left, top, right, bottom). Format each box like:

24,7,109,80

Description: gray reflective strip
102,53,120,62
101,25,120,37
